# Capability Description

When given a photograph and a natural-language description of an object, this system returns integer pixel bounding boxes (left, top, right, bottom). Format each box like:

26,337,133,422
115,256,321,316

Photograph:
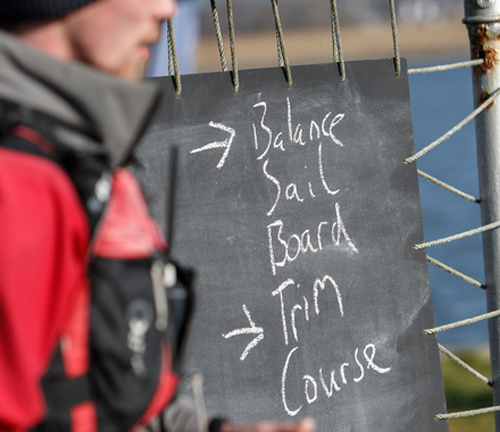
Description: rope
417,169,479,203
271,0,292,87
227,0,239,93
191,373,209,432
414,220,500,250
167,20,174,77
438,344,492,386
330,0,345,82
274,17,283,67
426,255,484,289
388,0,401,77
167,19,182,96
424,309,500,335
405,88,500,164
436,405,500,420
409,59,485,75
210,0,228,72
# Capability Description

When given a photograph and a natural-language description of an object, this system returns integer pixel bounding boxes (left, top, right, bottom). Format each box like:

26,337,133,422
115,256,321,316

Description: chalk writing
267,203,358,276
318,142,340,196
190,121,236,169
281,343,392,416
193,95,394,418
222,304,264,361
262,145,340,216
272,275,344,346
252,97,345,160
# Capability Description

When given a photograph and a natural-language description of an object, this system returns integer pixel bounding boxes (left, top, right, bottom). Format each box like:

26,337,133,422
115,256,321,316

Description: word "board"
132,59,449,432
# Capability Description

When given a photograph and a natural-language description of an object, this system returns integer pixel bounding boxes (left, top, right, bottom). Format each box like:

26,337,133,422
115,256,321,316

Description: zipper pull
151,260,169,331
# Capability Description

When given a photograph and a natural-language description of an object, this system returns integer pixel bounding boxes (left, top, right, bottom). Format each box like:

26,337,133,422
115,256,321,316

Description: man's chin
117,60,149,81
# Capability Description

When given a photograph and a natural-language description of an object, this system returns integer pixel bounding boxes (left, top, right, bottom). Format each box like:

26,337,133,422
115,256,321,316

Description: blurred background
195,0,466,70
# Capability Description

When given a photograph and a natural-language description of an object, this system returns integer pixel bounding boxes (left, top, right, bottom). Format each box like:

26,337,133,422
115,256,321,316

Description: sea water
408,56,488,347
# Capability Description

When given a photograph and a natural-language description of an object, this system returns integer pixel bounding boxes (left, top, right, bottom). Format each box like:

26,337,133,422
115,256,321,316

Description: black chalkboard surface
131,59,449,432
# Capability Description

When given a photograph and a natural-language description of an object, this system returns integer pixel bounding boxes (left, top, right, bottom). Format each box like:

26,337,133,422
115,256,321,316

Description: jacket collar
0,30,160,167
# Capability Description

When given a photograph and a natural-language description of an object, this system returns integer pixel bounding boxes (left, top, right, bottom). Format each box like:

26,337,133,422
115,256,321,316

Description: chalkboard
131,59,449,432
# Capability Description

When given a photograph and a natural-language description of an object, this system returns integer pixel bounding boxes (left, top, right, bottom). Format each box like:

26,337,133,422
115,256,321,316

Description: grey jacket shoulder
0,29,160,167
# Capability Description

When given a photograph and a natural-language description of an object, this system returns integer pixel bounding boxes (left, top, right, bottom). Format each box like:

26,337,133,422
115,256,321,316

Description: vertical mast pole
464,0,500,428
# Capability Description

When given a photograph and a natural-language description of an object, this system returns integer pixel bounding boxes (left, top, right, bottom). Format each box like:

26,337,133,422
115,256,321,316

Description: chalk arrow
190,121,236,169
222,304,264,361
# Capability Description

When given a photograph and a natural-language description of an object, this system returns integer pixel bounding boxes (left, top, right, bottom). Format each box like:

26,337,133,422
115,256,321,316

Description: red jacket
0,146,178,431
0,148,89,431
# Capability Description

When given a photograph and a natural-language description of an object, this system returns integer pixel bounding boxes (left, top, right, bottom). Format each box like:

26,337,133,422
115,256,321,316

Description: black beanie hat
0,0,99,20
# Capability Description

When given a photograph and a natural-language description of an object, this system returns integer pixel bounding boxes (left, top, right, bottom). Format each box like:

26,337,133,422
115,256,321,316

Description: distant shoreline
197,20,471,72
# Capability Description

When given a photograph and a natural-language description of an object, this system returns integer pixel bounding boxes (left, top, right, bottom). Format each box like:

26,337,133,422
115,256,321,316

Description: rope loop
417,169,479,203
414,220,500,251
438,344,492,386
388,0,401,77
330,0,345,82
271,0,292,88
424,309,500,335
436,405,500,420
226,0,239,93
210,0,228,72
426,255,485,289
167,18,182,97
405,87,500,164
409,59,485,75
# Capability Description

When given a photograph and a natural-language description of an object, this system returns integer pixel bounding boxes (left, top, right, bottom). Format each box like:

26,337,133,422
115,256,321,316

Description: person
0,1,316,432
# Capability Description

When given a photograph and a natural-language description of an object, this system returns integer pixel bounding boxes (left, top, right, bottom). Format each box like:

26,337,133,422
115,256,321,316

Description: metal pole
464,0,500,428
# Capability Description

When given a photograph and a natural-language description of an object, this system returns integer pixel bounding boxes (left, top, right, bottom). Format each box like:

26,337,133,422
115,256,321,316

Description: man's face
63,0,176,80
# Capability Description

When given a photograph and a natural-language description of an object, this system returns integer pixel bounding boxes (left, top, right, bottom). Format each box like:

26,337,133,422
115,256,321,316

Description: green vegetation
440,347,494,432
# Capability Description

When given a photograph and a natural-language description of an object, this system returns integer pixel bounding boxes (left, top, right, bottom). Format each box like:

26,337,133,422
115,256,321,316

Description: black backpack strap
44,375,92,412
0,126,53,158
0,98,111,236
0,98,100,144
29,345,93,432
29,377,92,431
